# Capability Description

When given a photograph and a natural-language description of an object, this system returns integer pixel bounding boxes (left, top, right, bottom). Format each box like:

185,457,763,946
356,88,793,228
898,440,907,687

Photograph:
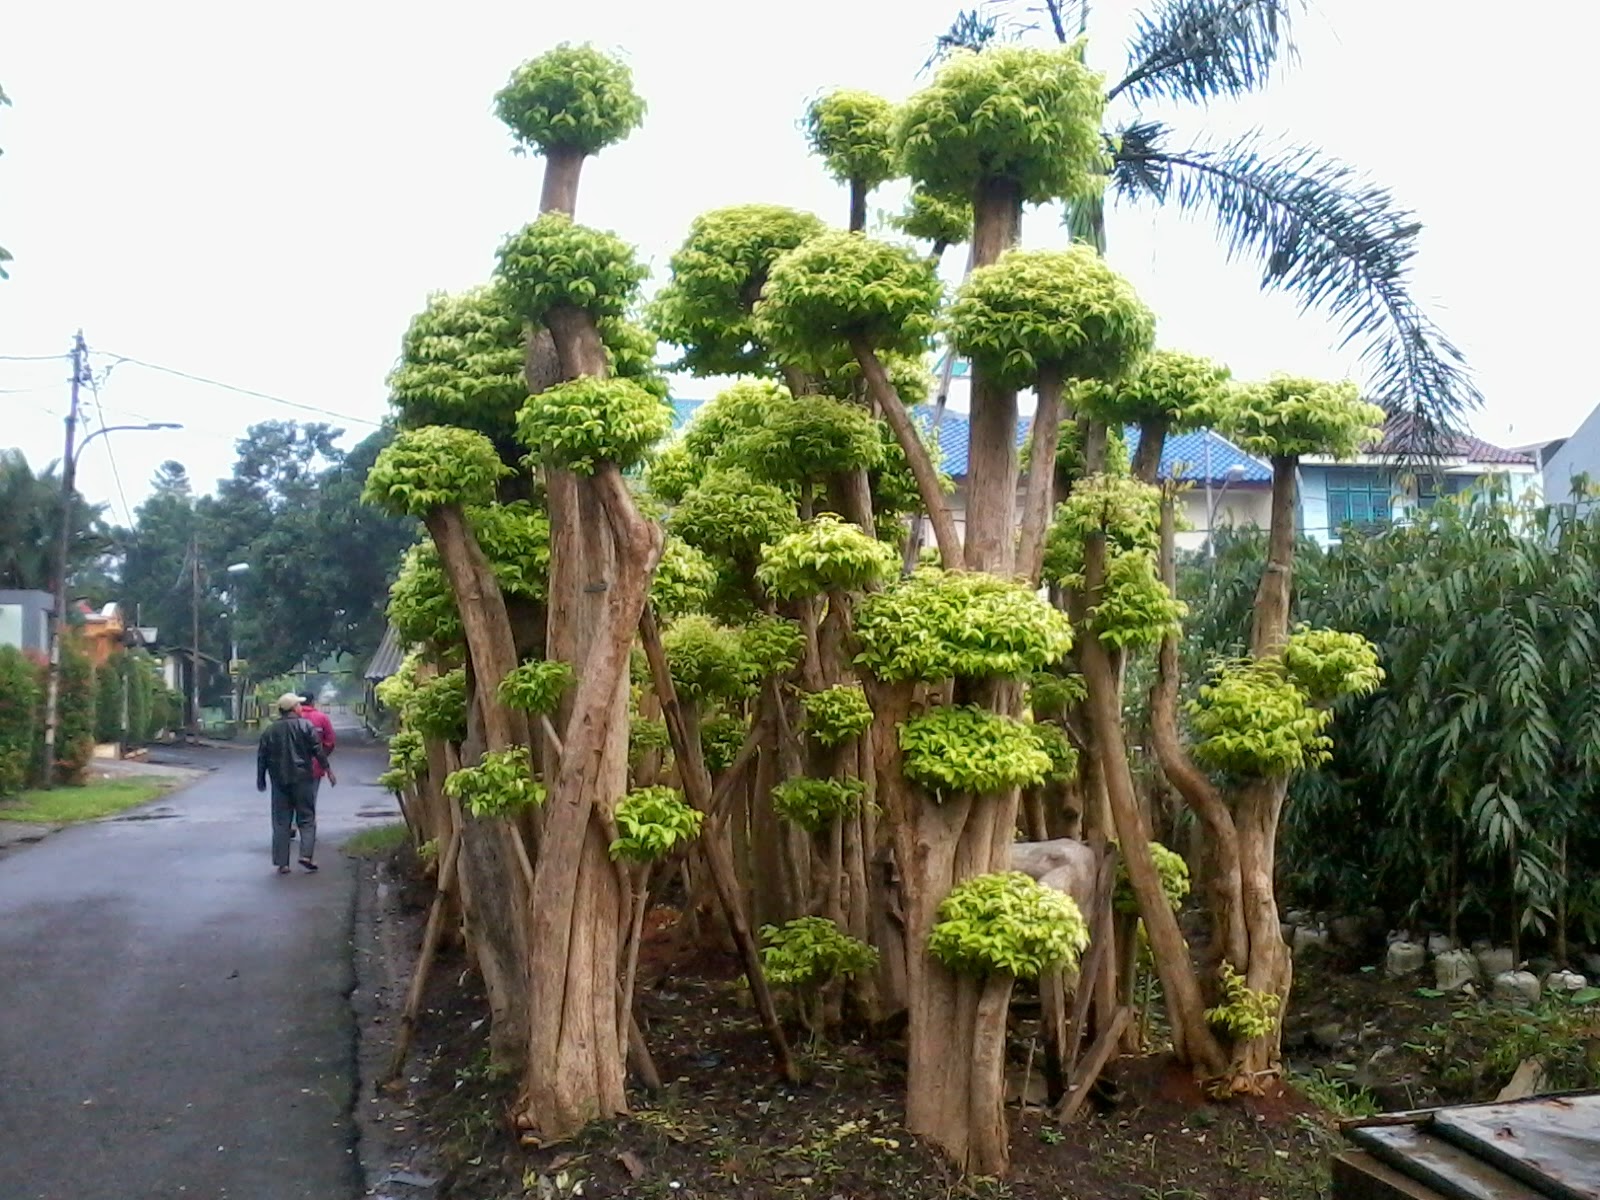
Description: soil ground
352,851,1600,1200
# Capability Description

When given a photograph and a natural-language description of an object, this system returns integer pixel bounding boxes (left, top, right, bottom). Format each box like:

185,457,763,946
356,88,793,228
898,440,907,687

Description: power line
0,352,71,362
98,351,382,429
81,348,133,526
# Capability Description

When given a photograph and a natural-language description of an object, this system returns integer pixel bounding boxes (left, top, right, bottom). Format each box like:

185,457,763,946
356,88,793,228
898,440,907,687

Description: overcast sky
2,0,1594,524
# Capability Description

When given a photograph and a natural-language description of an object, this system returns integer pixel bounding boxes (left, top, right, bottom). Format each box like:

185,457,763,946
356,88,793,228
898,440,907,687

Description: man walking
290,692,337,843
257,693,333,875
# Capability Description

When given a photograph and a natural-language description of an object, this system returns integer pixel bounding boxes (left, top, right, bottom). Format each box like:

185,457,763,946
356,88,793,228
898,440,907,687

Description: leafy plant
736,615,806,680
495,212,648,325
1222,375,1385,460
362,426,508,517
760,916,879,987
494,44,646,156
1072,349,1233,431
854,568,1073,683
387,727,427,780
699,714,749,775
650,537,717,620
670,468,799,565
516,376,672,474
0,645,39,795
386,287,529,438
804,89,898,189
408,669,469,742
1204,963,1281,1041
662,616,751,705
497,659,574,717
1115,841,1191,914
757,515,899,600
928,871,1090,979
444,747,546,818
771,776,866,833
1282,626,1383,704
799,685,874,748
1090,548,1188,650
610,786,705,862
898,706,1054,797
1188,660,1331,777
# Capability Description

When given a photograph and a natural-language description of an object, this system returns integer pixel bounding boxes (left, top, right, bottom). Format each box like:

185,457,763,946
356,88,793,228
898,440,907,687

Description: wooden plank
1055,1006,1130,1124
1333,1151,1450,1200
1060,848,1117,1079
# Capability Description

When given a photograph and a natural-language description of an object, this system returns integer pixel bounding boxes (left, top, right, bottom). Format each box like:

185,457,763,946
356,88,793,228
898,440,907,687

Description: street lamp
1206,462,1248,560
225,563,249,726
39,368,184,786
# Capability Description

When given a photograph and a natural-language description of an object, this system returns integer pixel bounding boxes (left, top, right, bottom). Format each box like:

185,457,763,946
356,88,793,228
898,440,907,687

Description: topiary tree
495,42,646,213
761,915,879,1035
803,89,898,231
1071,349,1233,483
896,43,1107,580
946,246,1157,579
754,230,960,565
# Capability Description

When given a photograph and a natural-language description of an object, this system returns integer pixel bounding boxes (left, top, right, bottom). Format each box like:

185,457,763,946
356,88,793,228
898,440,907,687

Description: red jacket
301,704,336,779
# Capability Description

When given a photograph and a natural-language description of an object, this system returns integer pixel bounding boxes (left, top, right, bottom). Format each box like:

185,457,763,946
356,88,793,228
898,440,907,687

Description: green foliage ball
644,442,702,506
516,375,672,474
387,727,428,781
1026,670,1087,718
1071,349,1232,432
755,231,942,369
947,247,1155,391
1043,473,1163,589
610,786,704,863
928,871,1090,980
1030,720,1080,783
771,776,865,833
651,206,827,378
895,44,1107,206
760,916,879,987
700,714,749,775
663,615,751,705
494,44,646,156
496,213,648,325
497,659,574,716
671,468,800,563
892,187,971,248
363,426,508,517
469,500,551,600
598,316,671,401
728,393,886,484
444,746,545,818
1188,661,1332,777
1113,840,1191,915
737,615,806,680
651,537,717,620
757,514,899,600
1223,375,1386,460
899,705,1055,797
804,89,898,188
854,568,1074,683
1090,548,1187,650
387,287,528,439
1282,626,1384,704
630,715,670,760
388,542,463,647
408,668,468,742
799,685,874,748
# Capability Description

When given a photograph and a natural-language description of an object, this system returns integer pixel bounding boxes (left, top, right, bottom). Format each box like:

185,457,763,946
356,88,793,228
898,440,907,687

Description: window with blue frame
1417,473,1478,508
1326,469,1394,531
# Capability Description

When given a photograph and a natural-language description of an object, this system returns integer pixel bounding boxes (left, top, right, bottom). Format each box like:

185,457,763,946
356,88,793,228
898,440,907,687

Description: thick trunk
1250,456,1298,658
422,507,519,749
1233,777,1292,1081
963,177,1023,576
1080,532,1228,1078
540,145,586,217
1130,418,1168,486
848,179,868,233
850,336,963,568
1017,368,1065,584
1149,496,1247,969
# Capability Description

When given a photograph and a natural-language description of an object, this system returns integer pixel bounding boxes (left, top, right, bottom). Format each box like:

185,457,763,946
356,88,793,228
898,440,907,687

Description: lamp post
225,562,250,728
39,339,181,787
1206,461,1248,560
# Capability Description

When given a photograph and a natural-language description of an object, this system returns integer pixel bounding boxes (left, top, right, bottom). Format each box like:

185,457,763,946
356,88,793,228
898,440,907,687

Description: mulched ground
376,866,1341,1200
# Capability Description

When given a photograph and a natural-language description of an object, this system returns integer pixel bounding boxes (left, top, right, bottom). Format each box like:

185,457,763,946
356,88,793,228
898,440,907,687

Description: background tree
0,450,110,592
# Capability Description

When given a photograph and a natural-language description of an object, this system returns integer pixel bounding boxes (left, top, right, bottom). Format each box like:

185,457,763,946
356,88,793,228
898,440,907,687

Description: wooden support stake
1056,1007,1130,1124
381,824,462,1086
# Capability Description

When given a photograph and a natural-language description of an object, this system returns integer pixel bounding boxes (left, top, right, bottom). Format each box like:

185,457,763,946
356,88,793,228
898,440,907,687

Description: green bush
49,639,95,783
928,871,1090,979
0,646,40,795
94,657,124,744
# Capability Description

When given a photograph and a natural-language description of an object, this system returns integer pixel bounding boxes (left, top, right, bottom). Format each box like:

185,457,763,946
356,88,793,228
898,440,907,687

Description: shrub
50,638,95,783
898,706,1054,797
760,916,879,987
928,871,1090,979
0,646,39,795
771,776,865,833
443,747,545,818
494,44,646,156
610,786,704,863
94,657,125,744
799,685,874,747
497,659,574,717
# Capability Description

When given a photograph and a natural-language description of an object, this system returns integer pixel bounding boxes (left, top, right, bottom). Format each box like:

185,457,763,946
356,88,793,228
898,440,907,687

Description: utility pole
190,534,201,743
40,331,88,788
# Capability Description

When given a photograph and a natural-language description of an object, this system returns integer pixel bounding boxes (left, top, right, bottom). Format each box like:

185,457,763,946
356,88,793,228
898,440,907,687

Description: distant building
0,589,52,656
1532,400,1600,507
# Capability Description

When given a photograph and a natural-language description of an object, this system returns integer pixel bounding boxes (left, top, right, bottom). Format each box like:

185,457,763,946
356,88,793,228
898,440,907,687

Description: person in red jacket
288,693,337,844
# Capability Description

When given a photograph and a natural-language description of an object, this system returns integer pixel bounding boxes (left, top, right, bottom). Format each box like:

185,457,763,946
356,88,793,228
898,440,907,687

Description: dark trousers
270,779,318,866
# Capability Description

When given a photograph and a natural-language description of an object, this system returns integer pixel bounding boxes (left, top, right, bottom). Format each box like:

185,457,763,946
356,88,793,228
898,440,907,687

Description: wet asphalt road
0,730,397,1200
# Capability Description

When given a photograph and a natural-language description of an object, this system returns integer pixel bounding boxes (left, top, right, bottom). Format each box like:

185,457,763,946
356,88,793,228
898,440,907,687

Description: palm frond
1109,0,1299,106
1112,123,1480,447
924,9,1006,72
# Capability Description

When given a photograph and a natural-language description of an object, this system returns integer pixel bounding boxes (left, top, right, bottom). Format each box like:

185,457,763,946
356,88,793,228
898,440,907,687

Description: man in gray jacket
256,693,333,874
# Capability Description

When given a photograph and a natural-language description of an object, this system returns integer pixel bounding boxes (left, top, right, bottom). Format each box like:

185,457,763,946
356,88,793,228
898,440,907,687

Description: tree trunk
848,178,868,233
540,145,585,217
1017,368,1065,584
1130,418,1167,486
1250,456,1298,658
963,176,1023,576
850,337,963,568
1079,531,1228,1078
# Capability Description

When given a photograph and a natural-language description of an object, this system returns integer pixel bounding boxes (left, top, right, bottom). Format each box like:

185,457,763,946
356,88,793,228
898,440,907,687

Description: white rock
1491,970,1542,1006
1387,940,1427,978
1427,933,1458,957
1434,949,1480,992
1294,925,1331,958
1544,970,1587,993
1476,946,1516,978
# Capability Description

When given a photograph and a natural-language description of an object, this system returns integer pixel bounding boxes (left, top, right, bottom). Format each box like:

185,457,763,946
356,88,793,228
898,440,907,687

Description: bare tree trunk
1250,456,1298,658
1017,368,1065,584
1130,418,1167,486
540,146,585,217
850,337,963,568
848,178,867,234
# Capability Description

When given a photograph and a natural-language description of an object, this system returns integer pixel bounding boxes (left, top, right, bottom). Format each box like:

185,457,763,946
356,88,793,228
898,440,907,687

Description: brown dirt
377,888,1339,1200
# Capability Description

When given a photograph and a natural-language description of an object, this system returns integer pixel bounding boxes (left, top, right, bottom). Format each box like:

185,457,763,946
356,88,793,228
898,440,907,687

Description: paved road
0,728,397,1200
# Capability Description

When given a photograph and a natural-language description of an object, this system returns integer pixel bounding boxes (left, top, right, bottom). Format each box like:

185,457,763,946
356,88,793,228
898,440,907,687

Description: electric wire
98,351,382,429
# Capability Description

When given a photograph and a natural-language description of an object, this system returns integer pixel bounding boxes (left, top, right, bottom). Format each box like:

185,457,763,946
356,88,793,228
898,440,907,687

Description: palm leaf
1109,0,1299,105
1111,123,1481,447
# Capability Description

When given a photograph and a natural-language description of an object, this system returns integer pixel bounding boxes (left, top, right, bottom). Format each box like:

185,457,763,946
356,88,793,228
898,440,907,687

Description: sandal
299,858,319,872
276,866,291,875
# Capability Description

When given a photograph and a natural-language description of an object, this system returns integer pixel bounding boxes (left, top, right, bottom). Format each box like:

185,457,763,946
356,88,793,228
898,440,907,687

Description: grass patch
0,779,169,824
344,821,410,858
